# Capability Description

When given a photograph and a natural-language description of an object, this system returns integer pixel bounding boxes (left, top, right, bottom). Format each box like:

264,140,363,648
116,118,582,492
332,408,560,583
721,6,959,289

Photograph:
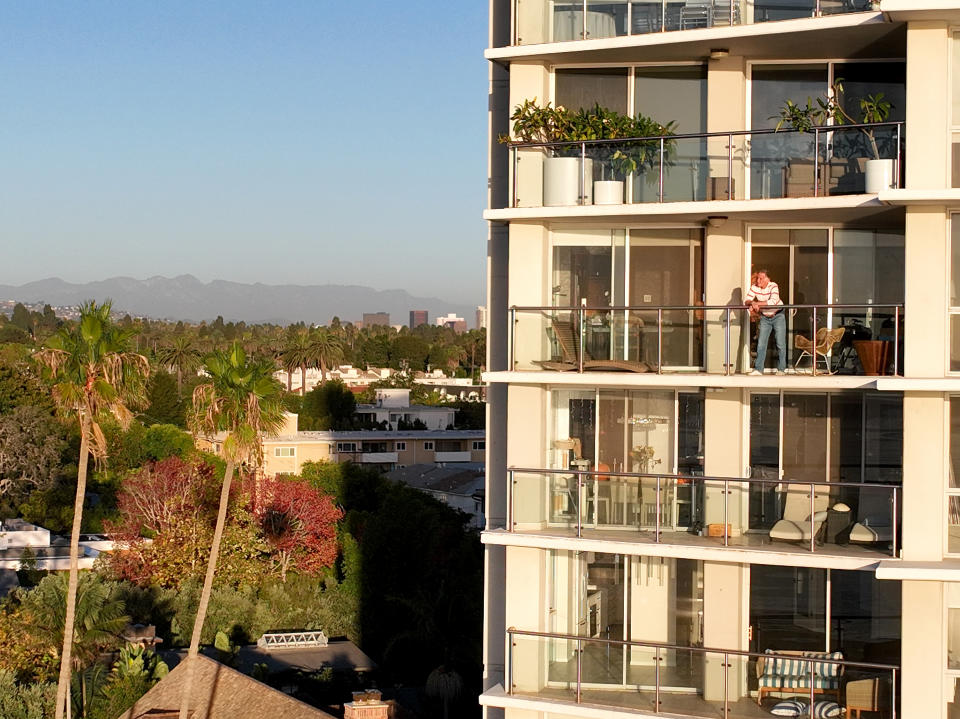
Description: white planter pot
593,180,624,205
543,156,593,207
864,158,895,194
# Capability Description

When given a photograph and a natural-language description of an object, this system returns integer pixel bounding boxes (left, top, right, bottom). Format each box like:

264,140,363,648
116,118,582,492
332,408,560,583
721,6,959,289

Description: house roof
116,654,334,719
264,429,485,443
386,464,485,496
230,639,377,674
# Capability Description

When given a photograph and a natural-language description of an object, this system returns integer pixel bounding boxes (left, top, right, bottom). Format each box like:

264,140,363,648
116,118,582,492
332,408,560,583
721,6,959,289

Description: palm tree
33,300,148,719
279,330,313,396
24,573,129,718
308,327,344,382
179,344,285,719
155,336,202,399
426,665,464,719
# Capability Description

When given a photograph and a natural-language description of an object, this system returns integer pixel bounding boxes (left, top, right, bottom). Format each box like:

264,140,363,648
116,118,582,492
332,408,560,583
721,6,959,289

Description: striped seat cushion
759,650,842,689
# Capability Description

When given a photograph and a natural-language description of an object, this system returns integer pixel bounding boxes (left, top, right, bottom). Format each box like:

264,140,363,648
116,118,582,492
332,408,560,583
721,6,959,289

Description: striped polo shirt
745,281,783,317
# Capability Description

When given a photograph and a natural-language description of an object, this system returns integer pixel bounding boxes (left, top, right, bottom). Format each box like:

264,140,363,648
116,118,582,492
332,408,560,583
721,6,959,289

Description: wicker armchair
795,327,845,374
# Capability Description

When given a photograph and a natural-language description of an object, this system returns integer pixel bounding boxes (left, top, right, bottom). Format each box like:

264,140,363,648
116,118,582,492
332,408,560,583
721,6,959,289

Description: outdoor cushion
849,518,892,543
813,700,843,718
770,699,807,717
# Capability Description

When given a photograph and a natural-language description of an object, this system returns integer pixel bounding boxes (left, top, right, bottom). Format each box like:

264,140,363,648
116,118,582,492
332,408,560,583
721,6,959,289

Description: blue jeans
755,312,786,373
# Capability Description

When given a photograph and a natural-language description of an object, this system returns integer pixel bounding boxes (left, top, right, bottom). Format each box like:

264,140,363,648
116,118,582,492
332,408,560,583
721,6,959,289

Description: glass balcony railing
509,302,903,376
508,467,901,557
505,123,903,209
514,0,879,46
507,628,899,719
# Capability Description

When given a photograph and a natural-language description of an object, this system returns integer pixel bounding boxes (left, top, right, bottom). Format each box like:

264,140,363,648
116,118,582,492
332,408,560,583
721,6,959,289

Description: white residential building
482,3,960,719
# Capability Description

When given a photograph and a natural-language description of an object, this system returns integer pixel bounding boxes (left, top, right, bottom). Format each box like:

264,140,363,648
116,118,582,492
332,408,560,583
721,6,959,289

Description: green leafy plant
773,80,893,160
499,99,676,173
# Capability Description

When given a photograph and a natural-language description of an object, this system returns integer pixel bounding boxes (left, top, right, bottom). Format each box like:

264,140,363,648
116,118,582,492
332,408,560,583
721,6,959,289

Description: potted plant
501,99,595,206
774,80,894,193
501,100,676,206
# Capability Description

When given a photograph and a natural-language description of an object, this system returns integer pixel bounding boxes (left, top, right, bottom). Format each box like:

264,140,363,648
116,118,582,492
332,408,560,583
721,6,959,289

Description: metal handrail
511,0,877,45
503,121,903,149
506,627,899,719
510,302,903,377
508,467,901,556
506,627,899,670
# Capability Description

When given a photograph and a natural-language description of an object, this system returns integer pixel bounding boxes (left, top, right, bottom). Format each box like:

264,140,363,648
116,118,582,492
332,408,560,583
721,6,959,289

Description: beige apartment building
198,413,485,475
481,2,960,718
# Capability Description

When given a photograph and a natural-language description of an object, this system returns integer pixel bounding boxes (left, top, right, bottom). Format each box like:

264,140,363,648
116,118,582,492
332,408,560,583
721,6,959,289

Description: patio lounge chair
534,315,652,373
795,327,844,374
769,484,830,543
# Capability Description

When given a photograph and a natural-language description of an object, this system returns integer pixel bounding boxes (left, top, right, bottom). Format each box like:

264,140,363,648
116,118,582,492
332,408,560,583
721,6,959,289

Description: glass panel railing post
657,308,663,373
507,629,514,694
578,305,585,373
723,479,729,547
577,471,583,538
576,637,583,703
512,147,519,207
580,142,586,204
894,305,900,375
510,307,516,370
509,469,515,531
812,305,818,376
581,0,587,38
893,122,903,190
892,486,899,558
725,307,731,375
658,138,665,201
656,475,662,541
815,0,821,17
723,652,729,717
661,0,666,31
727,132,734,200
892,667,897,719
808,659,815,717
810,484,816,553
814,127,820,197
655,646,661,712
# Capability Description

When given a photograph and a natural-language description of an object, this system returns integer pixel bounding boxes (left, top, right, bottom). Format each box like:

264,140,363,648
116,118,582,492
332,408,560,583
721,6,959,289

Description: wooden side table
853,340,892,376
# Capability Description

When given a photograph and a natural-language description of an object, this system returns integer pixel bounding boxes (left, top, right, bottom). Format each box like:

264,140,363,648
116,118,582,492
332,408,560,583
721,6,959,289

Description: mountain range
0,275,479,326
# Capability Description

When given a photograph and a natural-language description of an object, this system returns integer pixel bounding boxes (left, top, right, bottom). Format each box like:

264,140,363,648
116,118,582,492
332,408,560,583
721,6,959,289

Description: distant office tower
410,310,428,328
475,305,487,330
435,313,467,334
362,312,390,327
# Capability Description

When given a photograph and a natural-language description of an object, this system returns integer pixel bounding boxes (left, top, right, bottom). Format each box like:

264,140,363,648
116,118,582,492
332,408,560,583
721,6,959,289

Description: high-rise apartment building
362,312,390,328
482,3,960,718
410,310,429,328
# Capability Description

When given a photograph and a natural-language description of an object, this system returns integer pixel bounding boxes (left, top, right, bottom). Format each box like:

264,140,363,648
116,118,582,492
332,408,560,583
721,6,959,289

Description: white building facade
482,3,960,718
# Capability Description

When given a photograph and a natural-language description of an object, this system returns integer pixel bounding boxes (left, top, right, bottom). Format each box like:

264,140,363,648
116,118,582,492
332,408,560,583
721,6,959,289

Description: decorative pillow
812,511,829,522
813,700,843,718
770,699,807,717
832,502,851,512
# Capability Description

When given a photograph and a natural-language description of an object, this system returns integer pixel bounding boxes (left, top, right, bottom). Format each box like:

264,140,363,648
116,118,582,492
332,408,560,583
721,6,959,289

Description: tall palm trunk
176,365,183,399
54,414,91,719
286,371,292,392
179,459,235,719
300,364,307,396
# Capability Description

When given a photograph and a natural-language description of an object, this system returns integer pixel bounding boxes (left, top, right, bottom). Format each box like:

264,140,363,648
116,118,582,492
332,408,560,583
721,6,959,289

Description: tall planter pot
594,180,625,205
543,156,594,207
864,158,895,194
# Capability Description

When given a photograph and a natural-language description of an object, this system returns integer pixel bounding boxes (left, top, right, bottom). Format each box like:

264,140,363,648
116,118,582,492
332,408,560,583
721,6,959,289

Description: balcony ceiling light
709,48,730,60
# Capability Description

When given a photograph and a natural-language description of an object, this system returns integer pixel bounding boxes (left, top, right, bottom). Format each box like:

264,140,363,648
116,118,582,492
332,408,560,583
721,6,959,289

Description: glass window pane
952,219,960,307
953,34,960,126
749,393,780,530
783,393,828,483
634,66,707,134
951,316,960,372
950,496,960,554
555,68,628,114
951,399,960,489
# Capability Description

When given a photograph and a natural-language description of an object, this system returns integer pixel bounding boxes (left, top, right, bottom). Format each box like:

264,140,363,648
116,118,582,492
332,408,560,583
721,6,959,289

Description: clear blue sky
0,2,489,305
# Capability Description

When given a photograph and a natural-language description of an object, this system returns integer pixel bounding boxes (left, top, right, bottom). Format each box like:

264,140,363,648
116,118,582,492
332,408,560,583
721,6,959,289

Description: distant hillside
0,275,478,326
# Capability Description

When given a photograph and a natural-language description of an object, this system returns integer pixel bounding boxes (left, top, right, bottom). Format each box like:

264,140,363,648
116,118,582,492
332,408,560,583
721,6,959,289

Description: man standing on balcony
745,269,786,376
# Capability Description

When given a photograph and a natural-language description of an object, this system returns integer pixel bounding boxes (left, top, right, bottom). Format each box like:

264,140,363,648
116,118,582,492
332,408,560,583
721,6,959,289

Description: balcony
510,303,903,377
513,0,879,46
508,468,900,558
435,450,473,462
356,452,399,464
504,123,902,210
505,628,898,719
